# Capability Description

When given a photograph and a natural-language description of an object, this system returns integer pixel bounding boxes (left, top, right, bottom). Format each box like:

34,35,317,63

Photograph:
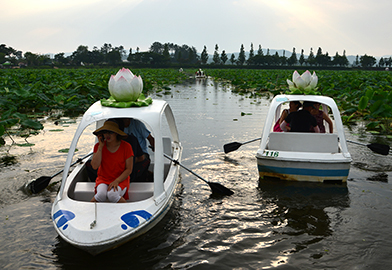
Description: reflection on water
256,180,349,266
259,181,349,237
1,78,392,269
366,172,388,182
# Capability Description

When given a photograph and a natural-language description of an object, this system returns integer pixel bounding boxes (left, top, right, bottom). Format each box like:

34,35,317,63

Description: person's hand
98,134,105,148
108,180,120,191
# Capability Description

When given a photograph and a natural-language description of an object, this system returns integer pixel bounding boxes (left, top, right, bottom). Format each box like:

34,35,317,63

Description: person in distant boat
280,101,320,133
122,118,155,182
196,68,204,77
90,120,134,203
273,101,302,132
311,102,333,133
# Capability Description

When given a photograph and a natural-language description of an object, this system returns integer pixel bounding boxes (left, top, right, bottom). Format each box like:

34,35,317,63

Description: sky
1,0,392,57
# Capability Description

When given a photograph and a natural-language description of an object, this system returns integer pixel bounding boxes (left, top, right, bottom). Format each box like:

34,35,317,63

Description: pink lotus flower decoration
108,68,143,102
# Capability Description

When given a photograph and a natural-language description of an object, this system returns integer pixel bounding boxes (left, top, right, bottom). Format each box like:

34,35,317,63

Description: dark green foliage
0,68,188,144
207,69,392,133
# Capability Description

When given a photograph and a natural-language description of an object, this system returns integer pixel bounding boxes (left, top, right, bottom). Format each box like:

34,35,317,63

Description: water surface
1,78,392,269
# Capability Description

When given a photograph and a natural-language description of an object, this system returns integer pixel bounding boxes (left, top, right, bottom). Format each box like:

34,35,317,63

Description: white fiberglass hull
257,152,351,183
52,179,180,255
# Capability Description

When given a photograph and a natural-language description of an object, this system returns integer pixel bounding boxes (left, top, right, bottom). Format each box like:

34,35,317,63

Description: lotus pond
1,68,392,149
1,77,392,269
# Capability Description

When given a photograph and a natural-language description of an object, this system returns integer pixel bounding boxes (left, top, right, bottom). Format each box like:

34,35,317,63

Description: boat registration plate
263,150,279,157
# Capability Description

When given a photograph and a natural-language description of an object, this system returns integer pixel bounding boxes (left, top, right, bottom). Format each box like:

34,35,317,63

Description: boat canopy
57,99,180,201
259,95,350,158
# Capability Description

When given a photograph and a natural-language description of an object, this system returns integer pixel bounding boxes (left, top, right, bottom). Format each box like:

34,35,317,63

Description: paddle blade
28,176,52,194
368,143,390,155
208,182,234,196
223,142,242,154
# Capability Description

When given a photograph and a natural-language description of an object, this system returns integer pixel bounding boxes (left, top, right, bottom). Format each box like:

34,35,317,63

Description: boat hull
257,155,350,183
53,180,180,255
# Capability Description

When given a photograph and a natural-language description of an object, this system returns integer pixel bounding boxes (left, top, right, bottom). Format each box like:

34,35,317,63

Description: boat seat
268,132,339,153
73,182,154,202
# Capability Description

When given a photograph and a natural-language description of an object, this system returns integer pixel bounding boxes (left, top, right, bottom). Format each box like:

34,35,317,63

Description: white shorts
95,183,127,203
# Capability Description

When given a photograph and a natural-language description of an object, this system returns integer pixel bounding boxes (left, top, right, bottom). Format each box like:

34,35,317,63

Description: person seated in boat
86,119,147,182
280,101,320,133
122,118,155,182
273,101,302,132
311,102,333,133
90,120,134,203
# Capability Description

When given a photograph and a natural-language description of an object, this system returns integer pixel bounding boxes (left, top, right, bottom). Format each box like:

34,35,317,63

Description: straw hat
93,120,127,138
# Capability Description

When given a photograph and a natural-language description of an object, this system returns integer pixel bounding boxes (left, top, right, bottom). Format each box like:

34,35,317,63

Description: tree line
1,42,391,69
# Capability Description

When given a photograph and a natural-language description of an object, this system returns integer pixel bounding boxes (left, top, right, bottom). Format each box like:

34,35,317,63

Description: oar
26,152,93,194
347,140,390,155
163,153,234,196
223,137,261,154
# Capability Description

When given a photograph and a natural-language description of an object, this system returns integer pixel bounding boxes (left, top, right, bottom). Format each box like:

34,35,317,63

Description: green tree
360,54,376,67
127,48,133,63
172,44,198,64
323,52,332,66
201,46,208,64
273,52,280,66
287,47,297,66
307,48,315,66
230,53,236,65
24,51,40,66
213,44,220,65
264,48,272,66
163,43,170,63
54,52,69,65
257,45,264,56
149,41,164,54
332,50,349,67
71,45,90,65
386,57,392,68
220,50,228,64
247,43,254,65
354,55,360,67
90,46,104,65
106,49,122,65
315,47,323,66
378,57,385,67
0,44,20,65
299,49,305,66
237,44,246,65
280,50,287,66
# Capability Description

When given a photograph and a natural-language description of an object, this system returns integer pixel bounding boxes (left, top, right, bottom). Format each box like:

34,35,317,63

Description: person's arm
278,110,288,124
91,135,104,170
280,121,288,132
147,134,155,151
135,156,145,163
314,125,320,133
323,112,333,133
108,156,133,191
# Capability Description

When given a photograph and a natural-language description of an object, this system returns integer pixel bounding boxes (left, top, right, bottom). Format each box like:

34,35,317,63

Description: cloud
1,0,391,57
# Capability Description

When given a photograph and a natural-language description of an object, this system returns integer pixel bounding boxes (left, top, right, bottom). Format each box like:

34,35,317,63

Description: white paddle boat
256,95,352,183
51,99,182,255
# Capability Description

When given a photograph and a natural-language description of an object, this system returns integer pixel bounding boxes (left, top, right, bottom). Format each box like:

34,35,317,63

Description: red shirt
93,140,134,192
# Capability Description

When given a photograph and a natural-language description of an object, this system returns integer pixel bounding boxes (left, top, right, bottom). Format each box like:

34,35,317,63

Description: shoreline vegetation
1,68,392,150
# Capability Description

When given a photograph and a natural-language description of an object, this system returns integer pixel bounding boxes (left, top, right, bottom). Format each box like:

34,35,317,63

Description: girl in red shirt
90,120,134,203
